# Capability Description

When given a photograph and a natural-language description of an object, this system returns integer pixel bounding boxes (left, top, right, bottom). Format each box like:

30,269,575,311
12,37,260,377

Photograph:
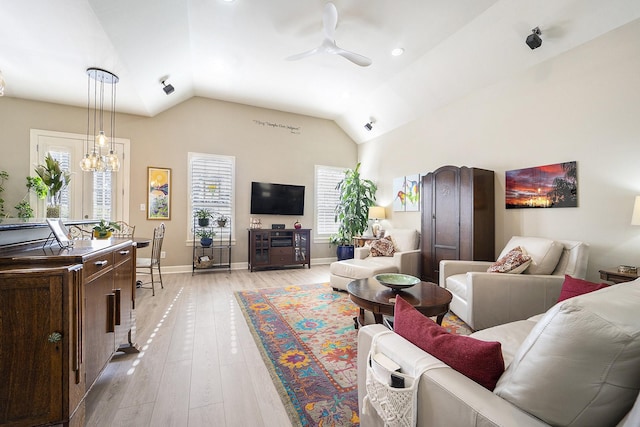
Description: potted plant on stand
216,214,228,227
195,208,211,226
196,228,216,247
34,153,71,218
330,162,377,260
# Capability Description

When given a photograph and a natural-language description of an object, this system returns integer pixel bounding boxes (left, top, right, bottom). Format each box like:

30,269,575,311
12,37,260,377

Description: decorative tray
374,273,421,290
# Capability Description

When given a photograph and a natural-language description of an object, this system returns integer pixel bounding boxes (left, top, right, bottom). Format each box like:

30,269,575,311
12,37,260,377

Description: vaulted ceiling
3,0,639,143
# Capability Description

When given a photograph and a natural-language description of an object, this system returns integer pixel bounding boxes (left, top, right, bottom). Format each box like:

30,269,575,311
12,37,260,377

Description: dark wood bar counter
0,226,136,427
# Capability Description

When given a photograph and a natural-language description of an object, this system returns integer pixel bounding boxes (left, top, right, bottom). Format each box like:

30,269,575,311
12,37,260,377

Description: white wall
358,19,640,281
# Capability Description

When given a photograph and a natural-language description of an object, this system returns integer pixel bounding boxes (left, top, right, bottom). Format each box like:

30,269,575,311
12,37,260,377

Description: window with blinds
315,165,344,237
188,152,235,237
92,172,112,219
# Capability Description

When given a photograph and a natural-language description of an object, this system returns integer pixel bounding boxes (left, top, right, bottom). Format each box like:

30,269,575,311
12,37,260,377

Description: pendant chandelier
80,68,120,172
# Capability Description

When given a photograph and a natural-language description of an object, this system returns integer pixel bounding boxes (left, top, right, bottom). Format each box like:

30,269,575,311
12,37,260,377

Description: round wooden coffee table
347,277,452,328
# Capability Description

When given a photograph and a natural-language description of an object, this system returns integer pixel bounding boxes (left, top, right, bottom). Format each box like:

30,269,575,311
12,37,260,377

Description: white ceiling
2,0,639,143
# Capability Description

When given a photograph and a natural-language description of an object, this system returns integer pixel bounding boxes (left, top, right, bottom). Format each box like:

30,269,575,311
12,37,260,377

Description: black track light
162,80,175,95
526,27,542,50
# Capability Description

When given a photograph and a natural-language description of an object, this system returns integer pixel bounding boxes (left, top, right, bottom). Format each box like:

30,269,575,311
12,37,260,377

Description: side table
353,236,378,247
599,267,638,284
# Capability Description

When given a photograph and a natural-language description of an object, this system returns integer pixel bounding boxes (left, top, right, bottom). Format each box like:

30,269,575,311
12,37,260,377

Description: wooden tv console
248,228,311,271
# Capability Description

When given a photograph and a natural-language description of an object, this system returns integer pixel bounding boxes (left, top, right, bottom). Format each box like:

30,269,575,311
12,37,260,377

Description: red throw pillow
393,296,505,390
557,275,610,302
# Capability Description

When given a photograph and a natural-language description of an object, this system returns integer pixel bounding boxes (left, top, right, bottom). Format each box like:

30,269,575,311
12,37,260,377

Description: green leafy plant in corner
15,176,48,219
329,162,377,246
92,219,121,238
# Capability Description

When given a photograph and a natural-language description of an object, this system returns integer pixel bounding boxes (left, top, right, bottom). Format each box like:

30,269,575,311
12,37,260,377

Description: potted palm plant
34,153,71,218
330,162,377,260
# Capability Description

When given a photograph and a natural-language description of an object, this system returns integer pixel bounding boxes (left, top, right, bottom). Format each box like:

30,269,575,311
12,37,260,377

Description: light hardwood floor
85,265,332,427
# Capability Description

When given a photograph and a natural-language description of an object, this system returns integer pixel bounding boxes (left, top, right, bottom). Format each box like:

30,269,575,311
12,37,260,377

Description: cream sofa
358,279,640,427
329,229,420,291
440,236,589,330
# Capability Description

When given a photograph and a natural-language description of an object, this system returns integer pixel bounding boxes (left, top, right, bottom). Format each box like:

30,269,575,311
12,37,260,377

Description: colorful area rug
235,283,472,427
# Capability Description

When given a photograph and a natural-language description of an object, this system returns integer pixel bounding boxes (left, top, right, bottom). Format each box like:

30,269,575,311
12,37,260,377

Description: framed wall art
393,174,421,211
505,161,577,209
147,167,171,219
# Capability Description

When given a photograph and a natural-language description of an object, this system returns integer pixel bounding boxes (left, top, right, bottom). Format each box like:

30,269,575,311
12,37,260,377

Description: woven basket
194,255,215,269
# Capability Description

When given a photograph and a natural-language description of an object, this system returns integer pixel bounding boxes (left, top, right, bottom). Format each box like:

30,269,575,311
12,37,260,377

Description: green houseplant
34,153,72,218
216,214,228,227
15,176,48,220
330,162,377,260
196,228,216,247
92,219,121,239
195,208,212,226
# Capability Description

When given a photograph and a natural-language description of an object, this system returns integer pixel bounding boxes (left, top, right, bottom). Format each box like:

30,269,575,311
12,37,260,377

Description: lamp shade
632,196,640,225
368,206,386,220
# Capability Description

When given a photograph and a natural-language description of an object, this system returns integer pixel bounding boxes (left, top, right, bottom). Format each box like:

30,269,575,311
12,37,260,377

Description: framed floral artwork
147,167,171,219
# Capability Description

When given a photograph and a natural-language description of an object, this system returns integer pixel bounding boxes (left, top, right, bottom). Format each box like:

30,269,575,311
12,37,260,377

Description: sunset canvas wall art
506,161,577,209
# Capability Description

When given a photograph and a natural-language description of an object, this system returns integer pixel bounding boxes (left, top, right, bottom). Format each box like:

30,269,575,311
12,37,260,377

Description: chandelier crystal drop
80,68,119,172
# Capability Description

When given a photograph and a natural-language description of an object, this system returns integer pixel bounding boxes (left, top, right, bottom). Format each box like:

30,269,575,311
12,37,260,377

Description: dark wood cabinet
248,229,311,271
0,238,136,427
421,166,495,283
0,265,84,427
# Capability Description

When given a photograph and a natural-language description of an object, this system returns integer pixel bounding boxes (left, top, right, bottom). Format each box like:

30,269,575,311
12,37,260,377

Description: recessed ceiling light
391,48,404,57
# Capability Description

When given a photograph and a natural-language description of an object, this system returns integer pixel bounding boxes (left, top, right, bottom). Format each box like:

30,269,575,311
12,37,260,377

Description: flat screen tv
250,182,305,216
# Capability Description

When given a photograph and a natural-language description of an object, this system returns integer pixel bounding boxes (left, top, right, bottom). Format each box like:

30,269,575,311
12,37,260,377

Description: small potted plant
195,208,212,226
216,214,228,227
196,228,216,247
92,219,121,239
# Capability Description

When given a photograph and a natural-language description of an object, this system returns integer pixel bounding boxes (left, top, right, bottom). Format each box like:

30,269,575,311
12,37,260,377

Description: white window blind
315,165,344,236
48,150,72,219
188,152,235,236
92,172,112,220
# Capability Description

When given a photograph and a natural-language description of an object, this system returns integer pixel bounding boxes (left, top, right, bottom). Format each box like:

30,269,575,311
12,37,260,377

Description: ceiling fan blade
335,47,372,67
323,2,338,40
286,47,321,61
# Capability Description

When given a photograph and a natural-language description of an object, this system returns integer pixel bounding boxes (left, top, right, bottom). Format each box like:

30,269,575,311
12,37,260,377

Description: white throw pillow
384,229,419,252
498,236,563,275
494,280,640,427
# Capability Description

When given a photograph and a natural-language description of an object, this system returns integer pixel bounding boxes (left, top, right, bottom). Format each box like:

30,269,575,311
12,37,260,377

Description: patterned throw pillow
369,236,396,257
487,246,532,274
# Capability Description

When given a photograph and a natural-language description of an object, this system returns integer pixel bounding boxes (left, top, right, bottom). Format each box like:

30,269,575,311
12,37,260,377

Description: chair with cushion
136,223,165,296
111,221,135,238
439,236,589,330
358,278,640,427
330,228,420,291
68,225,93,240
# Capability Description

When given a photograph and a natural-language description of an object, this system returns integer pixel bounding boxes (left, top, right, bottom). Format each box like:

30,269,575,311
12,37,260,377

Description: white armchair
440,236,589,330
330,229,420,291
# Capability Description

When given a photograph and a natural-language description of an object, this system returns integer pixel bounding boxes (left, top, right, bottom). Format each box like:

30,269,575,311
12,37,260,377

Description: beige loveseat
440,236,589,330
358,279,640,427
329,229,420,291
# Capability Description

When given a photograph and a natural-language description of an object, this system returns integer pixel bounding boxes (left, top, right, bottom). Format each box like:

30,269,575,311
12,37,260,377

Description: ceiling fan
286,2,372,67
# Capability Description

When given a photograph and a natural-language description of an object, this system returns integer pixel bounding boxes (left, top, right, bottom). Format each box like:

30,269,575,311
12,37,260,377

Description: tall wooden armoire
421,165,495,283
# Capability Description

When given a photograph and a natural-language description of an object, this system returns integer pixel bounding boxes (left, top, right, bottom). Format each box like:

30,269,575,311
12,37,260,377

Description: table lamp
368,206,386,237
